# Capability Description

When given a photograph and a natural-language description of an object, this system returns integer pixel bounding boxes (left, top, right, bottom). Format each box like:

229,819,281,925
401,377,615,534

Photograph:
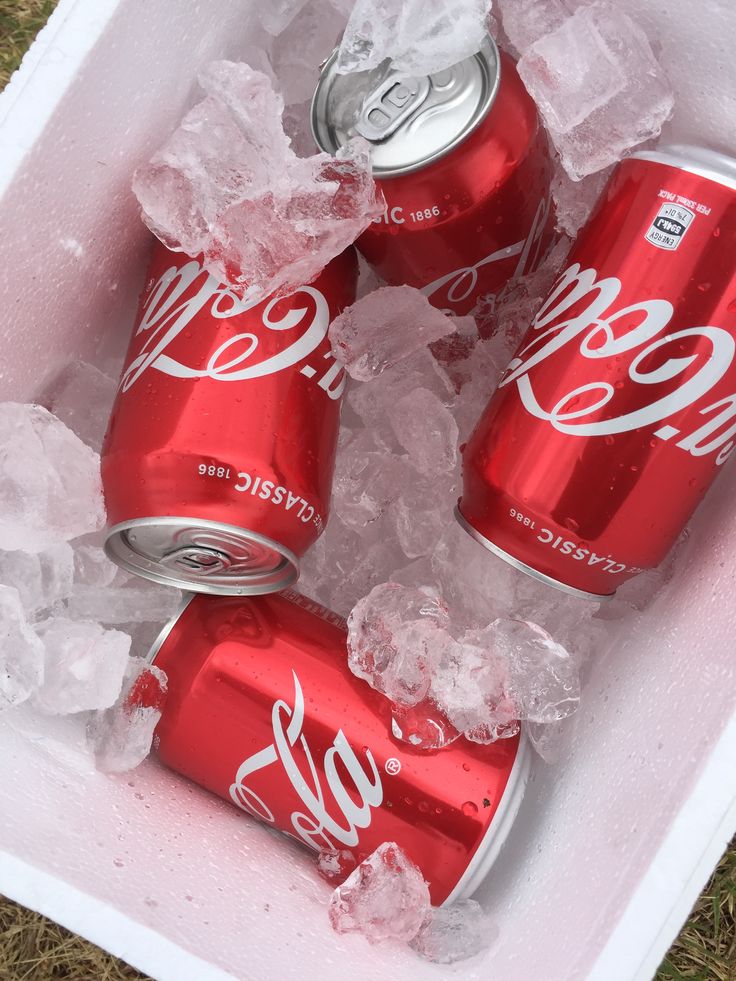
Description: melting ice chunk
329,286,461,380
337,0,492,76
517,2,674,179
0,404,105,553
0,544,74,617
33,619,131,715
328,842,431,942
410,899,498,964
0,586,45,710
347,582,448,706
88,659,168,773
133,61,382,300
62,583,183,625
387,387,458,476
46,360,117,452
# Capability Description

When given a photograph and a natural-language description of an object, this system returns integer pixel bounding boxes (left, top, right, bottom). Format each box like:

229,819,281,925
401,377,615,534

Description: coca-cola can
458,144,736,599
149,589,530,905
310,34,555,316
102,241,357,595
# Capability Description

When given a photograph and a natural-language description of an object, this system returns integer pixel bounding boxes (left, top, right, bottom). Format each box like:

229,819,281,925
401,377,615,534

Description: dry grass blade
0,0,58,88
0,895,151,980
657,842,736,980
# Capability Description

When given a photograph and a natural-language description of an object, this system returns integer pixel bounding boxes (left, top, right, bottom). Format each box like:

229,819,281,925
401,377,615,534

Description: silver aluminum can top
105,517,298,595
310,35,501,179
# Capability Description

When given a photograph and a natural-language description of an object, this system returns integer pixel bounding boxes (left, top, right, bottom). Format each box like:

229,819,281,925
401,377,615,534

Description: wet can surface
150,589,529,906
102,240,358,595
311,35,555,316
458,145,736,599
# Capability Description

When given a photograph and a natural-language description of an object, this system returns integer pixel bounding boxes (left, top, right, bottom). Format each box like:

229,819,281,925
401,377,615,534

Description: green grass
0,0,58,88
0,1,734,978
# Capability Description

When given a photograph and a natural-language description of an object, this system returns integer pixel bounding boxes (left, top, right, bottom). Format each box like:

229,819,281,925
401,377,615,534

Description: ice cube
331,433,416,534
347,582,448,706
491,618,580,723
328,842,430,942
33,619,131,715
0,586,45,710
520,7,628,133
527,715,577,764
317,848,358,883
329,286,458,381
45,360,117,452
133,61,383,301
389,472,457,560
0,544,74,617
391,699,460,750
337,0,492,77
517,3,674,179
330,540,410,618
72,543,119,588
347,348,456,443
0,404,105,553
410,899,497,964
427,627,517,739
271,0,350,106
88,659,168,773
387,387,458,477
62,582,183,624
252,0,310,35
496,0,572,54
552,164,612,236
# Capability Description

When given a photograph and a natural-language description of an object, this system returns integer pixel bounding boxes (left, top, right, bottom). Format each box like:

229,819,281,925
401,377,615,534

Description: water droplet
604,435,615,446
713,226,721,237
697,282,712,293
563,517,579,533
462,762,470,772
418,800,429,814
462,801,479,817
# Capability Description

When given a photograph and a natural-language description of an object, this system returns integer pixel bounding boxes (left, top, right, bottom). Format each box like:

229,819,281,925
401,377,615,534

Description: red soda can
310,35,555,316
102,241,357,595
150,589,529,905
458,145,736,599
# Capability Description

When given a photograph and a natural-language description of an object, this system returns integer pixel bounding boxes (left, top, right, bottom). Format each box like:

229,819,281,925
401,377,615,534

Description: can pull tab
161,545,231,575
354,74,431,142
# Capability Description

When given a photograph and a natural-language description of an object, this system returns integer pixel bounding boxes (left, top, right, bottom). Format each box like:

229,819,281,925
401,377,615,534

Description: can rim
146,592,196,666
443,732,531,905
310,34,502,179
454,505,613,602
105,517,300,596
631,143,736,193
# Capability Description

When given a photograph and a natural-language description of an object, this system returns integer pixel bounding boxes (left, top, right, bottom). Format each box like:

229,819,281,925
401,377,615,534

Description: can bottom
444,732,531,905
454,506,612,603
105,517,299,595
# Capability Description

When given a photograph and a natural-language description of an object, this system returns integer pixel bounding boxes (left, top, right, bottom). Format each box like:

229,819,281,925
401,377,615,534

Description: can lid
310,35,501,178
105,518,299,595
631,144,736,193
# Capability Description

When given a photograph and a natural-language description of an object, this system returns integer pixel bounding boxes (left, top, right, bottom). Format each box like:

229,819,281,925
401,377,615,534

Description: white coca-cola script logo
421,196,552,310
120,258,344,399
499,262,736,466
229,671,383,851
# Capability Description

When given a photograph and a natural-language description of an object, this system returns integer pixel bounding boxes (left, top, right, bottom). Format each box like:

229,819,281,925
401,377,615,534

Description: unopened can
311,34,555,316
458,145,736,598
149,589,529,905
102,240,357,595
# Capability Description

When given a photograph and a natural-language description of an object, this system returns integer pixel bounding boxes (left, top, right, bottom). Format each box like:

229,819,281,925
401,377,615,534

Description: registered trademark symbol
385,758,401,775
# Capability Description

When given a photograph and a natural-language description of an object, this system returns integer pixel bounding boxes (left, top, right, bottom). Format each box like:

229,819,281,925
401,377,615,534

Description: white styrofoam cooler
1,1,735,979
